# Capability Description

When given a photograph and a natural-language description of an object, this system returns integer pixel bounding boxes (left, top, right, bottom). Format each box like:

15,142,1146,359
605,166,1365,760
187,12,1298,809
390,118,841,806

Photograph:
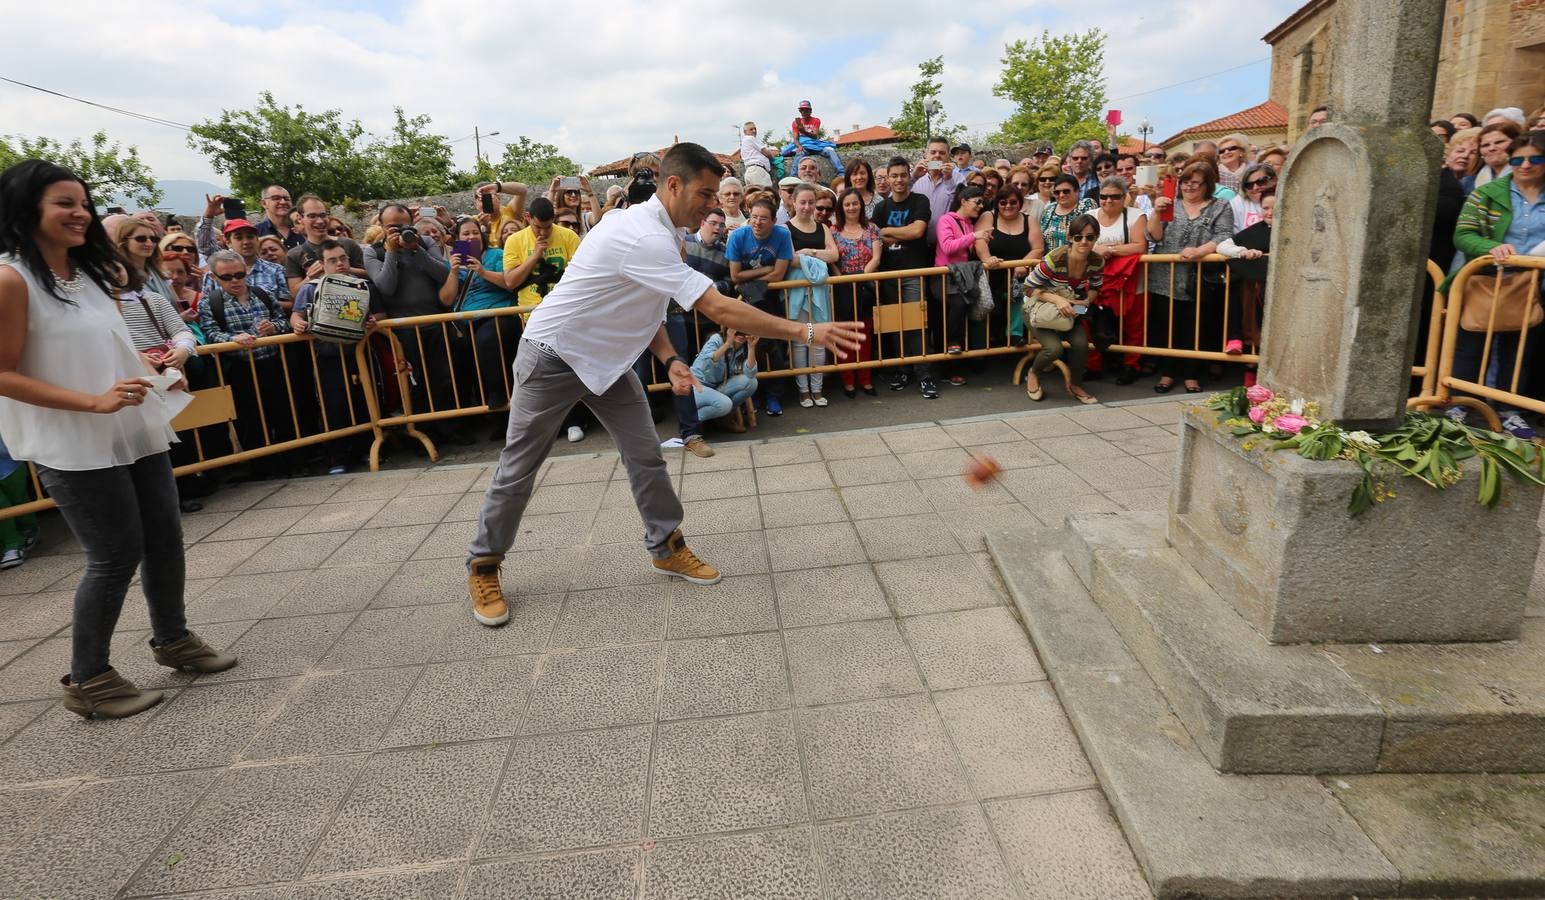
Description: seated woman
691,328,758,433
1022,214,1103,406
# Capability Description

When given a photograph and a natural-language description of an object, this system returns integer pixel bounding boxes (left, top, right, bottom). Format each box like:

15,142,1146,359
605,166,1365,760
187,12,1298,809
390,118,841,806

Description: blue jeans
783,140,845,175
632,313,702,440
1453,325,1539,411
695,373,757,421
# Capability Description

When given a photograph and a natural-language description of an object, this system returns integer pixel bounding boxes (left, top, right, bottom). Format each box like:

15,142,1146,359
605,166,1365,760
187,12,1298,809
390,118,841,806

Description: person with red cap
194,194,292,308
785,100,845,177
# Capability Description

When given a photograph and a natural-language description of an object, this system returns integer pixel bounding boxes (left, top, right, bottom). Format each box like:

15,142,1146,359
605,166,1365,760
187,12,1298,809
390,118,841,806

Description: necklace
50,264,86,294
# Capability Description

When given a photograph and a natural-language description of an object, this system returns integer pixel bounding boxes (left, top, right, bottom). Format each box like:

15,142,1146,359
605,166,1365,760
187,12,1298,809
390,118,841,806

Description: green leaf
1479,455,1501,507
1348,474,1375,516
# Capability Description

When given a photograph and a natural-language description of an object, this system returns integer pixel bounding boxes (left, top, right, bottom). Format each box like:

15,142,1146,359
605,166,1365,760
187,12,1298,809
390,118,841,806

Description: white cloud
0,0,1301,189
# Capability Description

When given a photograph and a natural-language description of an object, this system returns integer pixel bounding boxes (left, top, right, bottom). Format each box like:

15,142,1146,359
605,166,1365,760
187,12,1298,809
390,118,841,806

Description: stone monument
988,0,1545,894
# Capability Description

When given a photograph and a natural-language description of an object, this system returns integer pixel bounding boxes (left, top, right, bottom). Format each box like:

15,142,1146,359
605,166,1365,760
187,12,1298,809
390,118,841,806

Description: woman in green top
1038,174,1096,252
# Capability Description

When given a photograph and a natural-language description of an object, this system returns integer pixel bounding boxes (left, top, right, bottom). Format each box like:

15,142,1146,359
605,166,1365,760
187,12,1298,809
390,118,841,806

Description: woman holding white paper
0,160,236,721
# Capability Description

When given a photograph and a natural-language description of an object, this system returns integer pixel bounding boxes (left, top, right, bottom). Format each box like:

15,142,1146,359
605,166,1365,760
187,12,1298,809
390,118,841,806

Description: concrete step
988,525,1545,898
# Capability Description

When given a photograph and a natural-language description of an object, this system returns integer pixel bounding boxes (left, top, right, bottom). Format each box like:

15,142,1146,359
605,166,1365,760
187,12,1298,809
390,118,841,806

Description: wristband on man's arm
667,355,690,370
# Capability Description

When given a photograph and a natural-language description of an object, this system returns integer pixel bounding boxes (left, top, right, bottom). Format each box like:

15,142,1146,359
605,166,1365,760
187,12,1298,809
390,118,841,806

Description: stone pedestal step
988,525,1545,898
1066,511,1545,775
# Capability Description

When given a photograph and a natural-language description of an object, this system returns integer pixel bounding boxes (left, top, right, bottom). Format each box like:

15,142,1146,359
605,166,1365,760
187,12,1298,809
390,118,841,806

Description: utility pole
474,127,501,170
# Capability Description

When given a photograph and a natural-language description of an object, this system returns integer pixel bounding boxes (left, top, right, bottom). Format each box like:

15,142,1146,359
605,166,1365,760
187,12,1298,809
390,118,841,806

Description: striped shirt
1025,246,1104,304
116,290,196,353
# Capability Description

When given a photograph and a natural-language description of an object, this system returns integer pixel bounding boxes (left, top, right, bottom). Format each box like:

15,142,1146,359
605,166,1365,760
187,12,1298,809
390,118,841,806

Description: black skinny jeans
37,452,188,684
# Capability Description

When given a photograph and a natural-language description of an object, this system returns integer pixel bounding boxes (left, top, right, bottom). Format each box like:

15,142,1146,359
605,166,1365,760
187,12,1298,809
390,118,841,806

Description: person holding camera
594,153,661,225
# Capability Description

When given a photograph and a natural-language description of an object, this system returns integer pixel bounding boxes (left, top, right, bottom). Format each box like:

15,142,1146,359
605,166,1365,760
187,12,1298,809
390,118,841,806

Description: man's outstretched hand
813,321,867,361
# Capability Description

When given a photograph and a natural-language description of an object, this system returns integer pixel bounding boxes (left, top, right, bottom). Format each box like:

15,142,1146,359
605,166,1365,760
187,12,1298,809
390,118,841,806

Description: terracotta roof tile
589,146,742,177
836,125,899,146
1159,100,1288,146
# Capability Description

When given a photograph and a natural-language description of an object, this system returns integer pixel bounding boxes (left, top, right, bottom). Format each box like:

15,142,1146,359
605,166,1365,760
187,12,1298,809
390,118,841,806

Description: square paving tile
686,531,769,577
198,611,356,683
985,791,1151,900
185,537,272,579
499,546,584,595
383,655,537,746
816,432,893,460
642,827,821,900
797,694,971,819
1028,492,1124,528
403,466,485,496
854,514,962,564
587,503,647,544
195,482,282,512
759,489,847,529
942,419,1021,445
1032,432,1130,465
0,782,65,847
242,668,417,760
129,756,362,895
282,499,389,535
253,477,348,508
774,564,892,628
680,469,757,501
897,447,974,481
306,741,510,876
0,552,83,596
320,605,456,670
917,473,1018,513
524,481,610,515
680,443,751,473
651,711,808,840
757,462,832,495
820,806,1018,900
510,509,598,549
0,698,48,745
784,619,922,706
935,683,1095,800
550,584,668,649
901,607,1044,689
368,558,463,608
179,509,239,543
183,570,304,624
1005,412,1088,440
363,492,461,528
838,480,930,521
751,440,823,467
521,643,661,734
269,563,398,617
668,575,778,639
826,454,906,487
965,439,1055,470
880,426,957,454
1129,399,1189,425
233,532,349,575
205,505,312,542
321,524,434,569
0,593,72,641
660,632,788,719
465,849,639,900
434,593,563,660
406,519,479,560
0,770,216,900
326,473,418,503
569,541,672,591
104,677,296,775
764,522,867,572
1062,453,1173,491
994,462,1100,505
1107,485,1173,512
677,497,763,536
542,454,619,485
483,725,651,854
875,553,1003,616
1062,405,1153,432
939,503,1038,552
1097,424,1180,456
0,710,140,786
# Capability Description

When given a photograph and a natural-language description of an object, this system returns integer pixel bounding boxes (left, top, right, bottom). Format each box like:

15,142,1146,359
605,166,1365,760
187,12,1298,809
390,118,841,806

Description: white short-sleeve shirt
521,196,713,394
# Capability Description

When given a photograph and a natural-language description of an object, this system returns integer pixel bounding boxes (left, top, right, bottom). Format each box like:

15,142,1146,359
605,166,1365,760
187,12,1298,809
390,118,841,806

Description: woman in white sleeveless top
0,161,237,719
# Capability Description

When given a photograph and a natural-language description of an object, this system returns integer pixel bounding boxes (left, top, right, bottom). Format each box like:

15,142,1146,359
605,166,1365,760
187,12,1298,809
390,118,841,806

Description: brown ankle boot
60,668,164,720
151,631,238,674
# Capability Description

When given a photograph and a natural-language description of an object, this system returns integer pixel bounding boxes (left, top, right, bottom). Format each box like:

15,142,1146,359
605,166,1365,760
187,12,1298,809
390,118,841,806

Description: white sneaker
1445,406,1469,426
1500,412,1537,440
567,426,584,443
0,549,22,570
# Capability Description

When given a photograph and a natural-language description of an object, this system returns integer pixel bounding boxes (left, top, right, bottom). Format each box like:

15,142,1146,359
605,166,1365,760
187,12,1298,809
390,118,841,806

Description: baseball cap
1034,143,1053,155
951,143,971,155
222,218,257,235
797,100,813,110
778,176,803,189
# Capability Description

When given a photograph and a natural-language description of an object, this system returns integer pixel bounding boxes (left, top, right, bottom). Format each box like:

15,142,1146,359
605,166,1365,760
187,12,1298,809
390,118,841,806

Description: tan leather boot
60,668,164,720
151,631,238,674
468,556,509,627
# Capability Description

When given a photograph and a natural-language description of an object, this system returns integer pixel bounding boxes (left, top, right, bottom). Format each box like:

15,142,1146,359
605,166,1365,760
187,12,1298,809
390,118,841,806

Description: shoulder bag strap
135,294,172,343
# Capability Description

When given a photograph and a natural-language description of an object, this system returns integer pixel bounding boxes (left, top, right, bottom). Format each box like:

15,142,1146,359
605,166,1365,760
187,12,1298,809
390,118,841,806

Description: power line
0,76,192,131
1107,57,1270,103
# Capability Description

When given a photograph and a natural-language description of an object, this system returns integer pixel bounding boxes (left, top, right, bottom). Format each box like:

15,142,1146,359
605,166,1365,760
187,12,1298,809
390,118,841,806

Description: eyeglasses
1052,188,1074,197
302,212,329,220
557,220,579,228
213,272,247,282
128,235,156,244
1098,194,1124,201
997,198,1021,207
1244,178,1272,189
1510,155,1545,166
264,194,291,202
1069,155,1089,162
1181,179,1205,188
1038,177,1055,184
1069,233,1098,243
816,206,833,214
327,228,347,236
169,244,196,253
1220,146,1244,154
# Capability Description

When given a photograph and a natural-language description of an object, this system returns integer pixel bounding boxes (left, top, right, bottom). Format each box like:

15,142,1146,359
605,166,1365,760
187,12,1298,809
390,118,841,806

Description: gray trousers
468,340,683,563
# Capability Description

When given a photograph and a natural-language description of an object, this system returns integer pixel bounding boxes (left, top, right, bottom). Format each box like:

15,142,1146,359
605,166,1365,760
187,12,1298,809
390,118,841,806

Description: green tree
495,136,579,186
188,92,370,203
361,108,461,197
992,29,1109,150
888,56,964,148
0,131,162,207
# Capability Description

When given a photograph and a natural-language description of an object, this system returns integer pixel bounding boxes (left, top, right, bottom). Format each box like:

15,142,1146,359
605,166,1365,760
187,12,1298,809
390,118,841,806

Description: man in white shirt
740,121,774,178
465,143,865,628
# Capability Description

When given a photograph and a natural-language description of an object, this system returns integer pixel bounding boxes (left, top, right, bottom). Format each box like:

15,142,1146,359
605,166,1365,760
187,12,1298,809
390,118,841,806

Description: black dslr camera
397,225,419,247
627,167,657,205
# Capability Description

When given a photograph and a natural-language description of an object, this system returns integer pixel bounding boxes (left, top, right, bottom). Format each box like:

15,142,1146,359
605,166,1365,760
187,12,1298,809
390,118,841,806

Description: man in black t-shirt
285,195,368,296
872,156,938,398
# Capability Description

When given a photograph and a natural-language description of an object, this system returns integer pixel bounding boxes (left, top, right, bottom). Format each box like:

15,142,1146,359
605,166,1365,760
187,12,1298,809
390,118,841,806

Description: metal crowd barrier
1410,254,1545,432
0,253,1463,522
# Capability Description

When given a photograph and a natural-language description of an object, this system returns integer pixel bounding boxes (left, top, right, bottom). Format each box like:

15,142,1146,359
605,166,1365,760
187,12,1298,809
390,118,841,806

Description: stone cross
1258,0,1445,431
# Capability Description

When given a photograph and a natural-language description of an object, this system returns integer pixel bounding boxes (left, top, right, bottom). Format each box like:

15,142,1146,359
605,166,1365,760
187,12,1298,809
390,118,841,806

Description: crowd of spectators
3,97,1542,571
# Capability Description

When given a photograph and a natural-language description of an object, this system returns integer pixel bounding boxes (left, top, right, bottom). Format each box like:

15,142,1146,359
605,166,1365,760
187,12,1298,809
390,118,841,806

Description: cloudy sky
2,0,1301,190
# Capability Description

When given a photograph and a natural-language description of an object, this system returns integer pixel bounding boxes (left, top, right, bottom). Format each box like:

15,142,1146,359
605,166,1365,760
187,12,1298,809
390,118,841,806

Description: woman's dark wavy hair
832,188,871,230
0,160,117,303
949,184,985,214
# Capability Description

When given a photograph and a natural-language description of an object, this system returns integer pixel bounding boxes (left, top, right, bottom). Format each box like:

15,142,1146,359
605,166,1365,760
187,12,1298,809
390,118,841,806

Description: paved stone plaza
0,400,1257,899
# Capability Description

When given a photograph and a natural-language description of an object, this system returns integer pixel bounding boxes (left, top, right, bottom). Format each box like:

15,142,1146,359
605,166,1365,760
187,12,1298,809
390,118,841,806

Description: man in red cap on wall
785,100,845,177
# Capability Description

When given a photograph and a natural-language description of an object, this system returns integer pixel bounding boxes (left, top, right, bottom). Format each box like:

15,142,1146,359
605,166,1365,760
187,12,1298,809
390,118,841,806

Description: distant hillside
105,179,229,215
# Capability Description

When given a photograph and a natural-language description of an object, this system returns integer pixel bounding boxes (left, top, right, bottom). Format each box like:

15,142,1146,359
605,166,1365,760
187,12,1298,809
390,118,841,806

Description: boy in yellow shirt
500,197,580,311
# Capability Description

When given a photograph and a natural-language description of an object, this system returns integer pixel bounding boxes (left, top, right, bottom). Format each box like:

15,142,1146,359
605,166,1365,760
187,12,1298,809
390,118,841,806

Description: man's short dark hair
527,197,555,221
661,142,723,184
379,202,412,220
705,207,725,219
887,155,911,171
749,197,778,215
1430,120,1457,140
926,136,949,148
1094,153,1116,169
1116,153,1139,167
318,239,345,255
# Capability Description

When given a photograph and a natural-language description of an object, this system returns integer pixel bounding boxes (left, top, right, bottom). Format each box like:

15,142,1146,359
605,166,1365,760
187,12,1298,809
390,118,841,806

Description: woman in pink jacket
935,186,990,362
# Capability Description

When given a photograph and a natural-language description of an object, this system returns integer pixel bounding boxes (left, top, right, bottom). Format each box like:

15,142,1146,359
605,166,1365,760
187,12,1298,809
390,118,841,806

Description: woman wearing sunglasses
1145,158,1234,393
975,184,1044,347
1091,176,1150,384
1446,131,1545,439
1022,214,1102,405
1031,162,1061,222
1038,174,1097,252
1229,164,1276,234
